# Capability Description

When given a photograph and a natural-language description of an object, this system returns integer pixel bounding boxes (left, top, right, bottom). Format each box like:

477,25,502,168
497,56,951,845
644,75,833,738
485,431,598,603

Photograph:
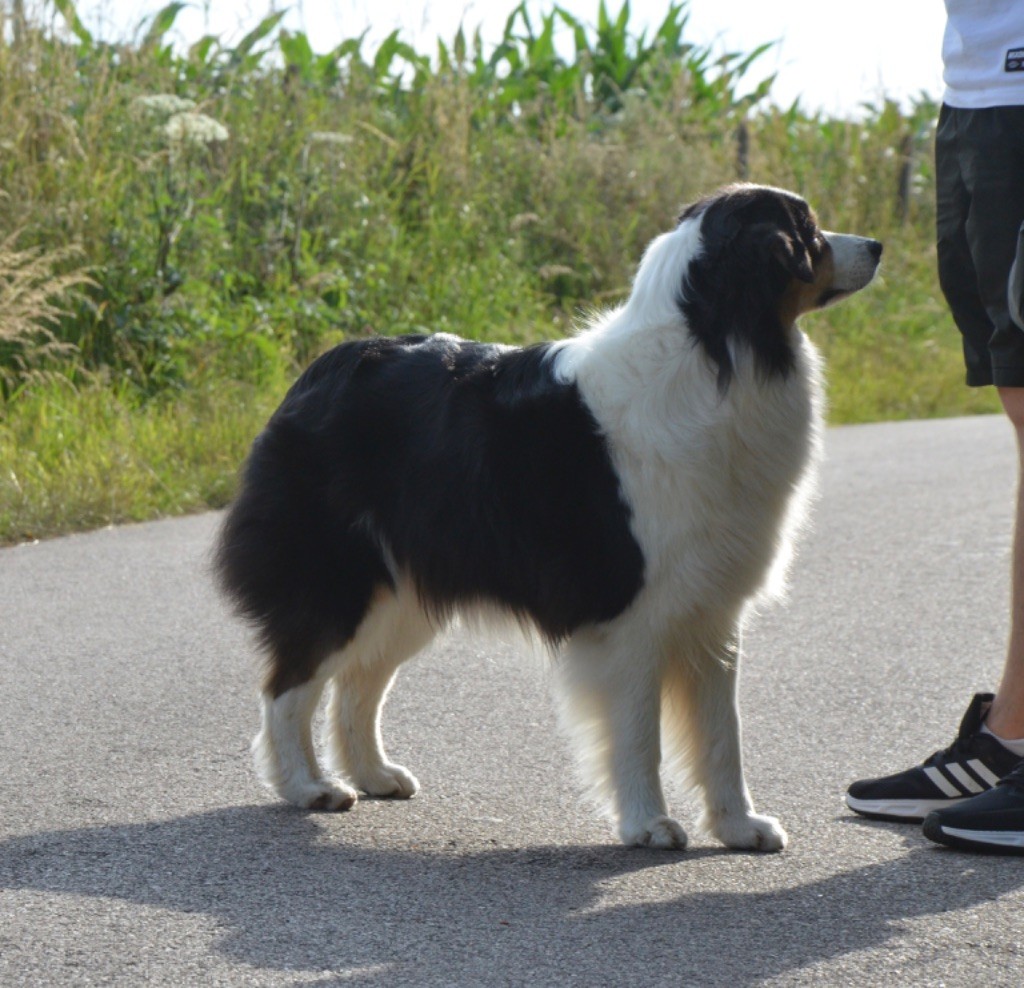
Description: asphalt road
2,415,1024,986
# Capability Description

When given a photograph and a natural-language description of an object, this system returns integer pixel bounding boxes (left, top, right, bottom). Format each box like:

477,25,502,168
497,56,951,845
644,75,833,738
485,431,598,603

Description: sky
71,0,948,117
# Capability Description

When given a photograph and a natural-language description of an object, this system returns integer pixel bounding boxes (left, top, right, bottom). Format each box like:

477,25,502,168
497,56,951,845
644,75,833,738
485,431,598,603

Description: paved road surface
2,416,1024,986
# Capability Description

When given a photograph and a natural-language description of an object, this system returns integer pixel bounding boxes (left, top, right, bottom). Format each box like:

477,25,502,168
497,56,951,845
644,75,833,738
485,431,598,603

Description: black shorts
935,104,1024,388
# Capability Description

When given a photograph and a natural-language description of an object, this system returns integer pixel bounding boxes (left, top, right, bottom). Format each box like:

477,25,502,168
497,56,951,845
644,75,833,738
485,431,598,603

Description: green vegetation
0,1,1000,543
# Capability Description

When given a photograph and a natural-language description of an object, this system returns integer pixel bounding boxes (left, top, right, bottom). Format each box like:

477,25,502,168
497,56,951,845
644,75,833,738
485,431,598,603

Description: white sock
981,723,1024,757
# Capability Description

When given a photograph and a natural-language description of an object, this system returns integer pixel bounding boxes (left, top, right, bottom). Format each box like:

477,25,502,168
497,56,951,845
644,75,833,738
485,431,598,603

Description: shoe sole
845,793,970,823
922,816,1024,854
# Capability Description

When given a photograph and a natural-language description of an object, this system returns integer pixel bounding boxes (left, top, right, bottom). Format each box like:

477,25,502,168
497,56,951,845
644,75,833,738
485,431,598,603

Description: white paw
711,812,787,852
291,779,359,812
620,814,689,850
356,763,419,799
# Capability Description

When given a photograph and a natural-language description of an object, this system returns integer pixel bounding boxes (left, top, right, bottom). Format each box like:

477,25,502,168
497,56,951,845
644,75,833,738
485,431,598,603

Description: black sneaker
845,693,1022,822
922,761,1024,854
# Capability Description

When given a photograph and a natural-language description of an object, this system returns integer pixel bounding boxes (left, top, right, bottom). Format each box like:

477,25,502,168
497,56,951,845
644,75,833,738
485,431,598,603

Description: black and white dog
216,184,882,851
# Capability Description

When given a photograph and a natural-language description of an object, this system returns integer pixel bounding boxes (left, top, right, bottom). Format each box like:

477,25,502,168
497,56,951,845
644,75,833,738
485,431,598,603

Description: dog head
674,183,882,389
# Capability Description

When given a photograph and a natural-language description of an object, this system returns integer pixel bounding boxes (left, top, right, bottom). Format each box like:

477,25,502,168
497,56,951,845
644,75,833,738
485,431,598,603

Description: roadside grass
1,262,999,545
0,3,1003,545
0,378,279,543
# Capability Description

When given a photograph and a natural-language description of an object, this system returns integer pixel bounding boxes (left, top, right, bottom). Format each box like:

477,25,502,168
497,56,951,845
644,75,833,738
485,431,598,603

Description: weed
0,1,993,544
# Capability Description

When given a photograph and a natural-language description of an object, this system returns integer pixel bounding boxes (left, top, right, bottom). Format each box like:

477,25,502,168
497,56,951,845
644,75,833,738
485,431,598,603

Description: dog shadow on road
1,805,1021,985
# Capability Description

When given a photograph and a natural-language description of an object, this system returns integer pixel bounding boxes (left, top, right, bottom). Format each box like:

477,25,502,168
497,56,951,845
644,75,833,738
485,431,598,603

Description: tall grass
0,1,999,544
0,233,90,394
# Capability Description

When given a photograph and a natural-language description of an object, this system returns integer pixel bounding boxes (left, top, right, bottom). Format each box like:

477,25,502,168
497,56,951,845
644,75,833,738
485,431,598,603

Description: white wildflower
164,112,230,147
133,94,197,117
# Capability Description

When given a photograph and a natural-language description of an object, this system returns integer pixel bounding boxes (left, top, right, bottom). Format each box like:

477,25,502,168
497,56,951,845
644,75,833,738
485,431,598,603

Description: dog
215,183,882,851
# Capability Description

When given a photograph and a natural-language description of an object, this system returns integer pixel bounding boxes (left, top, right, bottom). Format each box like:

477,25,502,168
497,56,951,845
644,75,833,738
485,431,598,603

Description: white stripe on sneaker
966,759,1002,787
924,765,962,797
947,762,984,794
940,825,1024,848
845,794,966,820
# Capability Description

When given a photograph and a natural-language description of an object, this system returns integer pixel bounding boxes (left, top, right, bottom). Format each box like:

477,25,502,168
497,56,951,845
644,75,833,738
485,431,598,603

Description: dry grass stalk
0,232,91,390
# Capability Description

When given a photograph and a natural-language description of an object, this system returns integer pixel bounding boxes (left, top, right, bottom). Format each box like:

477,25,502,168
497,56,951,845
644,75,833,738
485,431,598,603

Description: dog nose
868,240,883,260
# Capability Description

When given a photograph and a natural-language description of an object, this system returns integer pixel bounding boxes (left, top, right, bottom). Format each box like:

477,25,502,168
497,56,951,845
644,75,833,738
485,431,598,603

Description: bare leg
987,388,1024,739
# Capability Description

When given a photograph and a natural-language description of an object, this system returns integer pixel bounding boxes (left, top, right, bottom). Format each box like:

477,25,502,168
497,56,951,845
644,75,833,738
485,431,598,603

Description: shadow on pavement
2,805,1022,985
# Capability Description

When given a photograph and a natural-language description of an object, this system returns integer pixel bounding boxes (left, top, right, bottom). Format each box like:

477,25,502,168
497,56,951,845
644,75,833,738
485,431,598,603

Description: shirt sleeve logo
1007,48,1024,73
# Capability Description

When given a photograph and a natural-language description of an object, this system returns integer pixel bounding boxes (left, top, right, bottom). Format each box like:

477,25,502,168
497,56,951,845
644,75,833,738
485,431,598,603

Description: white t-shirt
942,0,1024,108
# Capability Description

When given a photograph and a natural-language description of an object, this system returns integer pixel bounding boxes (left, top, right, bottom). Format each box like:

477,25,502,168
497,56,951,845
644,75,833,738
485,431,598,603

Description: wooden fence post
735,121,750,181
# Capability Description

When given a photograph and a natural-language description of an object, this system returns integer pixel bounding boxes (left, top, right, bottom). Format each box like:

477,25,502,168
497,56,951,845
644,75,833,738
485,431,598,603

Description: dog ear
768,229,815,283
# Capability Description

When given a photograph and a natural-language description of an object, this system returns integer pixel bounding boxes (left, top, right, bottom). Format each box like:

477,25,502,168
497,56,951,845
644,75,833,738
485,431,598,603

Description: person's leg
916,111,1024,851
960,108,1024,386
933,104,1024,738
966,107,1024,736
924,481,1024,854
935,105,996,386
922,387,1024,851
845,107,1024,824
986,387,1024,740
846,392,1024,824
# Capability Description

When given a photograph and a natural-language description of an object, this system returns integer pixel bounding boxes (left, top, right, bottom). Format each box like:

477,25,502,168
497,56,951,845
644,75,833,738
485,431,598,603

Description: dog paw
712,812,787,852
293,779,359,812
620,815,688,850
357,763,419,799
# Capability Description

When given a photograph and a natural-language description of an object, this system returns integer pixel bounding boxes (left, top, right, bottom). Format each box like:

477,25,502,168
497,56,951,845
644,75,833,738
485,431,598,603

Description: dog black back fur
216,333,644,695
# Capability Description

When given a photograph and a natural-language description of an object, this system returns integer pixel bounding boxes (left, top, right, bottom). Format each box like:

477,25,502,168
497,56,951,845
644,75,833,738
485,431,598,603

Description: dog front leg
561,631,686,850
609,671,688,849
688,637,787,852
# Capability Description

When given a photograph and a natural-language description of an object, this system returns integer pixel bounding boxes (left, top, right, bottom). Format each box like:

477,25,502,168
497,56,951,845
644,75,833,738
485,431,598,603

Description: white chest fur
556,312,824,623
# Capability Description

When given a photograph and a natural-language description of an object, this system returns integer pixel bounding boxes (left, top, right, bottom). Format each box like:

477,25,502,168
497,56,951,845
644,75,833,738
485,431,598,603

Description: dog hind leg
325,586,436,798
254,668,358,811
